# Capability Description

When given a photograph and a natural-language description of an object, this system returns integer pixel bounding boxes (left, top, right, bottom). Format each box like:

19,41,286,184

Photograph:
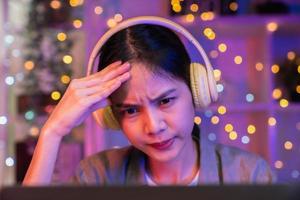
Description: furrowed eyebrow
113,88,177,108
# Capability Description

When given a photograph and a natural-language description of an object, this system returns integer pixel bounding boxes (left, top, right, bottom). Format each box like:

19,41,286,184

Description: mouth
148,137,175,151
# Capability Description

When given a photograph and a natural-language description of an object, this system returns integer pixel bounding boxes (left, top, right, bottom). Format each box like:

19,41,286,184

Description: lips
149,137,175,150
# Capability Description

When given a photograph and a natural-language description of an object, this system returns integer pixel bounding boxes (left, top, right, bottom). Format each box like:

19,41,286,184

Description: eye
121,107,139,117
159,97,175,106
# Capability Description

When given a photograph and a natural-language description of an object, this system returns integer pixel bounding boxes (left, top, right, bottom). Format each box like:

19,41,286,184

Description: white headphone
86,16,218,129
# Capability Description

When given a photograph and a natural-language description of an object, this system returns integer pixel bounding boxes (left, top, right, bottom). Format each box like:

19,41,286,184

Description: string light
229,2,238,11
234,56,243,64
63,55,73,64
114,14,123,22
272,88,282,99
50,0,61,9
73,19,82,28
218,43,227,52
25,110,35,121
298,65,300,74
271,64,280,74
274,160,283,169
268,117,277,126
279,99,289,108
203,28,216,40
241,136,250,144
194,116,201,125
225,123,234,132
284,141,293,150
229,131,238,140
0,116,8,125
218,105,227,115
213,69,222,81
210,50,219,58
190,4,198,12
69,0,83,7
216,84,224,93
5,157,14,167
247,124,256,134
94,6,103,15
29,126,40,137
296,85,300,94
5,76,15,85
211,116,220,124
185,14,195,23
24,60,35,70
61,75,71,84
246,93,254,102
107,18,117,28
57,32,67,41
287,51,296,60
208,133,216,141
255,62,264,71
51,91,61,100
267,22,278,32
200,12,215,21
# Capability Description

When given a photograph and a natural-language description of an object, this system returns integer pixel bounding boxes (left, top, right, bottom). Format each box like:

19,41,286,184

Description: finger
84,72,130,105
83,62,130,87
86,60,122,79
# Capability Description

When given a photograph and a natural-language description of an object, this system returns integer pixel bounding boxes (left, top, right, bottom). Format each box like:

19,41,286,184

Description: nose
143,107,166,136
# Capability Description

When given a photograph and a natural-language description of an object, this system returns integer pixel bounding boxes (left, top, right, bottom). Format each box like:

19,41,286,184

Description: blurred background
0,0,300,186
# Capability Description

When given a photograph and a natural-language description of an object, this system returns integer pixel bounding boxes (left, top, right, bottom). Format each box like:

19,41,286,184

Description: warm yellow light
268,117,277,126
69,0,81,7
63,55,73,64
73,19,82,28
247,124,256,134
51,91,61,100
284,141,293,150
225,123,233,132
57,32,67,41
279,99,289,108
50,0,61,9
29,126,40,137
255,62,264,71
194,116,202,125
287,51,296,60
114,13,123,22
190,4,199,12
296,85,300,94
229,2,238,11
213,69,222,81
24,61,35,70
211,116,219,124
94,6,103,15
271,64,280,74
200,12,215,21
207,32,216,40
210,50,219,58
229,131,238,140
218,43,227,52
61,75,71,84
186,14,195,22
234,56,243,64
272,88,282,99
267,22,278,32
173,4,182,12
274,160,283,169
218,105,227,115
203,28,214,37
107,18,117,28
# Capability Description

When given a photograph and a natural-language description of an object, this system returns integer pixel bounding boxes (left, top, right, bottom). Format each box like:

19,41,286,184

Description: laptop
1,185,299,200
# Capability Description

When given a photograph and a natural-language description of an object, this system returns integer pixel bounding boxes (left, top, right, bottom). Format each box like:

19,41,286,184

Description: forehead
110,62,183,104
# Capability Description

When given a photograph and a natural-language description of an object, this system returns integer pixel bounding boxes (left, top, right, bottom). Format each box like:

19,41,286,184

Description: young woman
23,18,275,186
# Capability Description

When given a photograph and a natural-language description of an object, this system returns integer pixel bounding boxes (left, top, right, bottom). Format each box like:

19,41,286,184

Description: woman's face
110,62,195,163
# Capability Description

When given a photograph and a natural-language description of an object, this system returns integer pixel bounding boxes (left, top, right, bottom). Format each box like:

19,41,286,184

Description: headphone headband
87,16,218,101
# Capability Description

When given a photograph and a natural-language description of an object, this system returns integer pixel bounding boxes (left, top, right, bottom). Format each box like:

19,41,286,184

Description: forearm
22,127,63,186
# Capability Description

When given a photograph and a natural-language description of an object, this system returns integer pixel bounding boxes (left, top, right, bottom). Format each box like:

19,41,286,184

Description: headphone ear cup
93,106,121,130
190,62,211,108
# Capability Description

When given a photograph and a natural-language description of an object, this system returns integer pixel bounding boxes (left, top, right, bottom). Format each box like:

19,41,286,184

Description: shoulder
73,146,137,185
214,142,276,183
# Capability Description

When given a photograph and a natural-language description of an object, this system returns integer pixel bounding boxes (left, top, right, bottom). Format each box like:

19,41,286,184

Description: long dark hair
97,24,191,87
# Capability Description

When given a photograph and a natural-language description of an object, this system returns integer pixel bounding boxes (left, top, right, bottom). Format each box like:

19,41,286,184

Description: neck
146,136,199,185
